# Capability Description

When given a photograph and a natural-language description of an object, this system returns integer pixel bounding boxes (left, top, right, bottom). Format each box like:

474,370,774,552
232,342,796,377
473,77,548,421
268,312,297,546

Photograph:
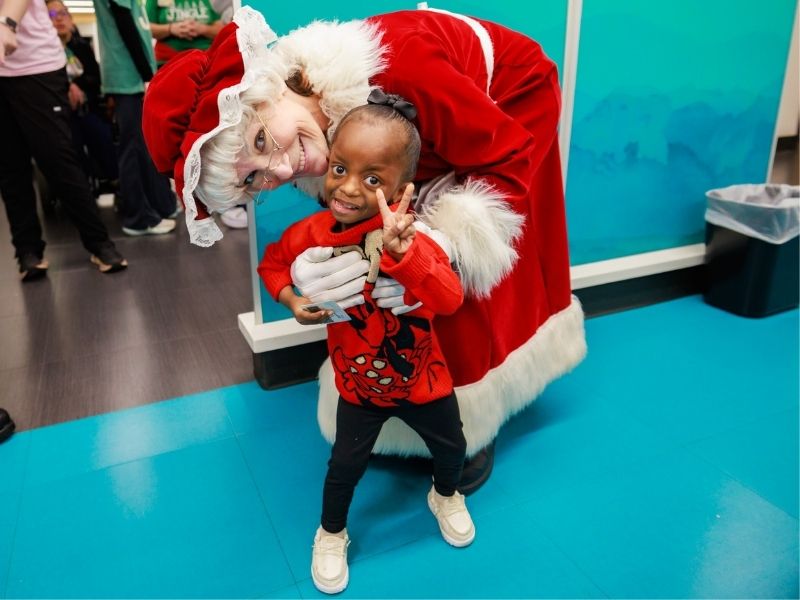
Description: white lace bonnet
142,6,279,247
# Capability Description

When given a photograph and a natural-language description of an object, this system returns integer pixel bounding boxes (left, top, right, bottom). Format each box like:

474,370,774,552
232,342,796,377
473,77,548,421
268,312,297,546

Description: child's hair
332,101,421,182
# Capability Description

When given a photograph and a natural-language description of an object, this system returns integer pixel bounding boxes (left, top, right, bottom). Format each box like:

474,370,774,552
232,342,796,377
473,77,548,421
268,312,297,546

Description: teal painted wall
245,0,796,322
242,0,567,70
566,0,796,264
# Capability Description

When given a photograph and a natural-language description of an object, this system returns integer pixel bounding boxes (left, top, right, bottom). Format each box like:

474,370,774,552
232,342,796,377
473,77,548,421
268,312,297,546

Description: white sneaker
122,218,176,236
220,206,248,229
311,527,350,594
96,193,115,209
427,486,475,547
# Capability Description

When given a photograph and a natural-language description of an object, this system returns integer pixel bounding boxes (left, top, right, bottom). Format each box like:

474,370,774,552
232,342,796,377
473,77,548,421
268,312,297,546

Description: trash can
704,183,799,317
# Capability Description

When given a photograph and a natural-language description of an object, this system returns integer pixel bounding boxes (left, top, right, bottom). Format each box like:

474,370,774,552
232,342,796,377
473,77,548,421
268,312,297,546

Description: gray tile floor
0,193,256,431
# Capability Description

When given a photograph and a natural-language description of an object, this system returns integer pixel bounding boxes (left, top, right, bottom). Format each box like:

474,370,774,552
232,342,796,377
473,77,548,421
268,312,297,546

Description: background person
142,7,587,493
146,0,225,69
47,0,119,194
0,0,128,279
93,0,177,236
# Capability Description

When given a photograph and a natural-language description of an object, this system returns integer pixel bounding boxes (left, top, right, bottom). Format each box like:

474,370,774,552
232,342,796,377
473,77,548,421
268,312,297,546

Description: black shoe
457,440,495,496
90,242,128,274
18,253,49,282
0,408,15,444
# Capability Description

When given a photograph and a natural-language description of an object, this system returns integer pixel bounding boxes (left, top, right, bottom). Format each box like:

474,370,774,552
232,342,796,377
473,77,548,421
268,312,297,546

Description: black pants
70,109,119,184
112,94,175,230
321,392,467,534
0,68,111,258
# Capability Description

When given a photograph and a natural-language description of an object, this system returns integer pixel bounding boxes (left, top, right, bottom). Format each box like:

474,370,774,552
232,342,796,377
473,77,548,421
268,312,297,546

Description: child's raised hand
377,183,416,260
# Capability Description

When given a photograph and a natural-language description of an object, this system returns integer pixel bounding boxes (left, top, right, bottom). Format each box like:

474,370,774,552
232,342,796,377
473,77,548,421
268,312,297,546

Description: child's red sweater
259,210,463,407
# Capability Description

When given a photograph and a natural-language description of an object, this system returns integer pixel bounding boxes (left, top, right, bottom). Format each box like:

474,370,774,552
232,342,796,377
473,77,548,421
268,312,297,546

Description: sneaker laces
436,492,468,519
314,533,350,558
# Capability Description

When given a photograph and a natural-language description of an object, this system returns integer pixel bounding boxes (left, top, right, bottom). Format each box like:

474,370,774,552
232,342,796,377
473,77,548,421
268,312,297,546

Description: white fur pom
416,179,525,298
317,296,587,457
274,19,386,135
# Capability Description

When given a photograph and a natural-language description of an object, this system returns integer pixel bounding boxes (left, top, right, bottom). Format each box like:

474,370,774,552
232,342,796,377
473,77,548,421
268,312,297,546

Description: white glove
414,220,454,262
290,247,369,310
373,276,423,315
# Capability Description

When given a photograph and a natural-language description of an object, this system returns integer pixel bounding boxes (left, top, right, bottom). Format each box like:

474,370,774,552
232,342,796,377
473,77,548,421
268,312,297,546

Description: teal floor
1,296,797,599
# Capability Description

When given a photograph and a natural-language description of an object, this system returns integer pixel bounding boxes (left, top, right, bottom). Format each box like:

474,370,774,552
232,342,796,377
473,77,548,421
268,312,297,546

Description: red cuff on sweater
380,232,440,287
259,268,293,301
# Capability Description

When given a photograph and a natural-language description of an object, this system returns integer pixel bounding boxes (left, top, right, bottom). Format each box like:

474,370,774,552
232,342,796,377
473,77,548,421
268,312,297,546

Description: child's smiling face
324,118,410,229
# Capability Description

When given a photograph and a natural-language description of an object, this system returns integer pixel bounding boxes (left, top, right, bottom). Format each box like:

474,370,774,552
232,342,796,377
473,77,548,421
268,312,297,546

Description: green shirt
146,0,220,55
93,0,156,94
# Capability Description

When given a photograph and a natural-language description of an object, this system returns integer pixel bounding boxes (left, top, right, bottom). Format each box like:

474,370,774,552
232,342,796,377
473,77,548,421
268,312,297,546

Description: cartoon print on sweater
329,233,448,408
331,299,447,407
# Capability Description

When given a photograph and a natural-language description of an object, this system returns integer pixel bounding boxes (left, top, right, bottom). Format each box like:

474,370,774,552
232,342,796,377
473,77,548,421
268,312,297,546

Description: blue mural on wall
566,0,796,264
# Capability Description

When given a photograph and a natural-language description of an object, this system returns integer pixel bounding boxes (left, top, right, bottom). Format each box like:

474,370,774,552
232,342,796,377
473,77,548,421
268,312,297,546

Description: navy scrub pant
111,93,176,231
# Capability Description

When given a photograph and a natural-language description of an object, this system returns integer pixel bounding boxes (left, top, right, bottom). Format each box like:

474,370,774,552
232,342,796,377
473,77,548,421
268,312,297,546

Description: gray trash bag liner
705,184,799,244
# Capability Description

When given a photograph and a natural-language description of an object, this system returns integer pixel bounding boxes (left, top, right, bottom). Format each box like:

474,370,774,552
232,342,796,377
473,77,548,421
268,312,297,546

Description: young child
258,98,475,594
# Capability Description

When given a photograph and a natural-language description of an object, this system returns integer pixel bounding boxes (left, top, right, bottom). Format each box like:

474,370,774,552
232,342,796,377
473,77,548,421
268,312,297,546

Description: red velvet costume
367,11,572,383
142,6,587,460
259,211,462,407
286,10,587,456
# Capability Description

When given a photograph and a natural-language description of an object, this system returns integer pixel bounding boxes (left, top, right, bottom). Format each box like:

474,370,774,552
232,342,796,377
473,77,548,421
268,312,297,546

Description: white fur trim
273,18,386,142
317,295,587,457
416,179,525,298
256,19,386,208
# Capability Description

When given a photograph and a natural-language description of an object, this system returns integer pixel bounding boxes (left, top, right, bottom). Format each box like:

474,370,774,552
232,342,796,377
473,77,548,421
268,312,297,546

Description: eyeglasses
48,9,69,18
247,110,285,205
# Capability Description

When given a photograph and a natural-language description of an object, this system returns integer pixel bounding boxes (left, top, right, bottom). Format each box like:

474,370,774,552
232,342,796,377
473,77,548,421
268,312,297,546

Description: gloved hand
290,247,369,309
373,277,423,315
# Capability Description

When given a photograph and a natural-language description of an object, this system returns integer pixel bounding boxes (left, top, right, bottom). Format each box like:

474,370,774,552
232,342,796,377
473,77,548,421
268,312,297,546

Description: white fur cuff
416,179,524,298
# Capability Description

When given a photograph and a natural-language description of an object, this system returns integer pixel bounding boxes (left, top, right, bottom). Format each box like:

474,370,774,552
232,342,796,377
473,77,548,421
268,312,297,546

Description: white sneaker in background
427,485,475,547
122,218,176,236
311,526,350,594
220,206,248,229
96,193,115,209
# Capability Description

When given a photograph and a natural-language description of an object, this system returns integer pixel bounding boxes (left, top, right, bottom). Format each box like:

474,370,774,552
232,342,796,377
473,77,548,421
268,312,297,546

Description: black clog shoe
0,408,15,444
